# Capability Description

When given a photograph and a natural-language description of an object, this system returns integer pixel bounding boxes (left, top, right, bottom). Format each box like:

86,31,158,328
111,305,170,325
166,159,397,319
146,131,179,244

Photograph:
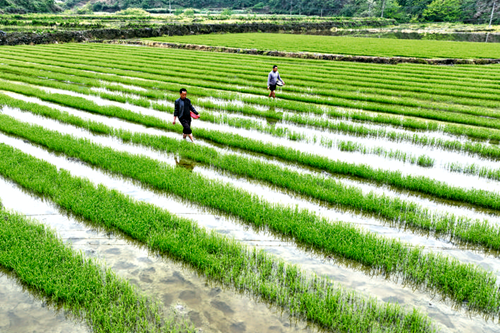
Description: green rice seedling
5,46,500,149
332,139,433,166
18,44,500,112
0,145,437,333
0,86,498,212
4,90,497,252
145,33,500,59
0,207,195,333
5,58,499,160
446,162,500,182
17,63,500,160
13,42,498,107
0,114,499,315
4,47,500,132
417,155,435,168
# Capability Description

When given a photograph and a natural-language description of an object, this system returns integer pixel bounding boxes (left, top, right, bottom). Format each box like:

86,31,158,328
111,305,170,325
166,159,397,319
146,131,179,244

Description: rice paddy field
1,39,500,332
147,33,500,59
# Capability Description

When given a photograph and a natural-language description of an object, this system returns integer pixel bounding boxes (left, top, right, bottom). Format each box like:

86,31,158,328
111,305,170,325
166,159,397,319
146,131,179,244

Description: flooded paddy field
1,42,500,332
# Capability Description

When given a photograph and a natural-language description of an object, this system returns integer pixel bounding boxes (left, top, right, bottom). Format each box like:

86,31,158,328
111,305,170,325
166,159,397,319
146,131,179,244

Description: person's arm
267,72,271,89
278,73,284,85
173,100,179,124
189,102,199,115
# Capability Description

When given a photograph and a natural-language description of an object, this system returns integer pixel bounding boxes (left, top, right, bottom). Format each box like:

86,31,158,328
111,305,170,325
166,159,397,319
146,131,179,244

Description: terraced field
1,42,500,332
147,33,500,59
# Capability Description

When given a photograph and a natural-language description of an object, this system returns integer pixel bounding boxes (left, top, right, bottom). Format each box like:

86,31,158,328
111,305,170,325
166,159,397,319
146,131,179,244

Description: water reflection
175,156,196,171
0,267,88,333
1,134,500,331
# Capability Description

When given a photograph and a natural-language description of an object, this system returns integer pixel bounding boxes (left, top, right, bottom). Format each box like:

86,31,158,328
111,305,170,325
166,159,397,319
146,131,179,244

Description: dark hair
180,88,187,94
272,65,278,69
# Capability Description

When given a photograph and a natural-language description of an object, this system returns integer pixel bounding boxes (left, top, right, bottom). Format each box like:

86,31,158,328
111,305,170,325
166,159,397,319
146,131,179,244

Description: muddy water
1,132,500,332
0,270,87,333
0,179,320,333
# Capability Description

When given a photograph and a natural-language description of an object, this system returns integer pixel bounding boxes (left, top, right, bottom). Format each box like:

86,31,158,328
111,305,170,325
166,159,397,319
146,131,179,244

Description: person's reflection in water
266,104,282,126
175,157,196,171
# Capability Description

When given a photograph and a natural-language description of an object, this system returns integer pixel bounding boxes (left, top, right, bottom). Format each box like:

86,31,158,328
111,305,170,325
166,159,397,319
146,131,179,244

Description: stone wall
0,20,395,46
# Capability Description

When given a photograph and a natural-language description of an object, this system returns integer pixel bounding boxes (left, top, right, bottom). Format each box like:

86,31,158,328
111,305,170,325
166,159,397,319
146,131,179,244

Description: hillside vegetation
0,0,498,24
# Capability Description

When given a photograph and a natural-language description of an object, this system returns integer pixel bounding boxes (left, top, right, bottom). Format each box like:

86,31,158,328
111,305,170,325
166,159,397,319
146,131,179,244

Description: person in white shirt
267,65,285,99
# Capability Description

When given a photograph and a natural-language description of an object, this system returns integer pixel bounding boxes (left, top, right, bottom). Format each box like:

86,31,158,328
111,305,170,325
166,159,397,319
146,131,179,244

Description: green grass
2,61,499,160
0,146,437,333
0,207,195,333
145,33,500,59
5,44,500,148
10,46,500,128
3,93,500,252
1,82,499,213
0,113,499,315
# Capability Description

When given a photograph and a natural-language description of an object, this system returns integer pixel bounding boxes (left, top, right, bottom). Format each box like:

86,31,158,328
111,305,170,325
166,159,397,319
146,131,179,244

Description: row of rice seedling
0,206,195,333
332,139,435,167
5,94,500,253
31,43,500,116
3,58,500,164
12,46,500,124
1,82,499,212
0,145,437,333
54,43,500,87
446,162,500,182
2,68,442,167
4,46,500,146
48,43,500,104
1,112,500,315
11,47,500,132
0,92,500,245
144,33,500,59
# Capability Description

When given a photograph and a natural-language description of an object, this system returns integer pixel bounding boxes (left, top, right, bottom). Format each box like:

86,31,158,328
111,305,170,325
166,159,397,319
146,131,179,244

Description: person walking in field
267,65,285,99
173,88,199,142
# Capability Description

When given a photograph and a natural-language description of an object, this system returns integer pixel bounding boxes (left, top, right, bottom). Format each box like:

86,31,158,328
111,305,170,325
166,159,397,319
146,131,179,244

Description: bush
221,8,233,16
73,3,93,15
183,8,194,16
116,7,150,16
422,0,461,22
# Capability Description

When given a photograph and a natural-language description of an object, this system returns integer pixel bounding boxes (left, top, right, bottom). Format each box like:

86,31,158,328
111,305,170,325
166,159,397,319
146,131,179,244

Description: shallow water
1,133,500,332
27,85,500,189
0,46,500,332
0,178,322,333
3,102,500,227
0,271,88,333
3,80,500,330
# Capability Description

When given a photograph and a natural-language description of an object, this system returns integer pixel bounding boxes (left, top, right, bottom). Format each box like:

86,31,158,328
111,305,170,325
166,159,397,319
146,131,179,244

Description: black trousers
179,117,192,135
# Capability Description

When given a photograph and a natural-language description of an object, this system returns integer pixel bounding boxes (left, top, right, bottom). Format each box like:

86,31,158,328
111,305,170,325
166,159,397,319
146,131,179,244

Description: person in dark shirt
173,88,199,142
267,65,285,99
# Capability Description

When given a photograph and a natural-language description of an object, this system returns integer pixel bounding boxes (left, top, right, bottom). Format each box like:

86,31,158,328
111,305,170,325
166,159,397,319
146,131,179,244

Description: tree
381,0,406,20
422,0,461,21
